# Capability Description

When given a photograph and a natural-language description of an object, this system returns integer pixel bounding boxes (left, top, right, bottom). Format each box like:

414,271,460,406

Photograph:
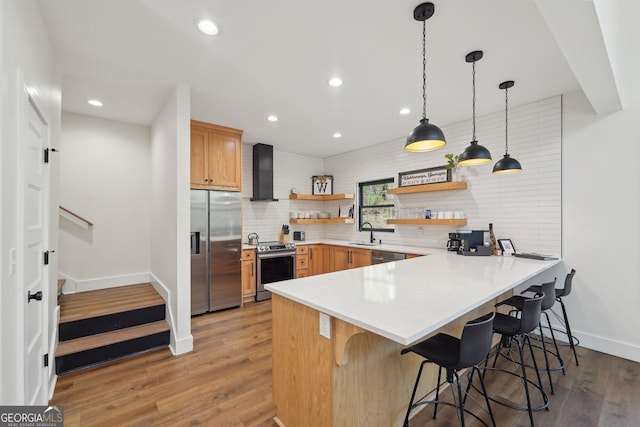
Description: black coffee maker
447,232,462,252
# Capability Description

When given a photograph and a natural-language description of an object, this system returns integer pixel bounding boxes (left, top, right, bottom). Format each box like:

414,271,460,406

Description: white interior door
21,94,49,405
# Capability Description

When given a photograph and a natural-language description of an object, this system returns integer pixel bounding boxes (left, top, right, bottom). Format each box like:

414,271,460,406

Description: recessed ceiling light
333,132,342,138
88,99,103,107
328,77,343,87
267,115,278,122
196,19,219,36
399,107,411,115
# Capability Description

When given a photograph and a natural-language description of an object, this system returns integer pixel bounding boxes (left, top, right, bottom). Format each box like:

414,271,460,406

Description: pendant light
405,3,446,152
458,50,492,166
493,81,523,174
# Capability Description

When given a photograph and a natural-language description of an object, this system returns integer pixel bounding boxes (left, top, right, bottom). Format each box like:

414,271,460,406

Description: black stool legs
403,362,496,427
557,294,580,366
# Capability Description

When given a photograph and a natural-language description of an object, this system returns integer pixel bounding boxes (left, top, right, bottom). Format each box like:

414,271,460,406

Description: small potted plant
445,153,459,181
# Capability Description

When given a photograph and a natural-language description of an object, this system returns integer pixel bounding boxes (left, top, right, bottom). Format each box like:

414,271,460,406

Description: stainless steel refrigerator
190,190,242,315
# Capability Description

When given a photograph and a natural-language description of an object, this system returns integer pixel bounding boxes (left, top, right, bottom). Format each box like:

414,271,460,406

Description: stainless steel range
255,241,296,301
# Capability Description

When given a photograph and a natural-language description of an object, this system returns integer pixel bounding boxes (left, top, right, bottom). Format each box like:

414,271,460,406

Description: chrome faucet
361,221,375,244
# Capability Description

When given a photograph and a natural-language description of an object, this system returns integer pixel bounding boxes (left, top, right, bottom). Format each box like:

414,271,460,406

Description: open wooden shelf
289,193,354,201
387,218,467,226
387,181,467,195
289,218,355,224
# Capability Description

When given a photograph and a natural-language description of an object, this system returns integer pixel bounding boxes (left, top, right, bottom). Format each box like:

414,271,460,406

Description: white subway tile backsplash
242,96,561,254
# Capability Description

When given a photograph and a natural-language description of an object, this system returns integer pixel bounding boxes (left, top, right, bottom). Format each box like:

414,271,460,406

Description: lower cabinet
242,249,256,302
309,244,331,276
331,246,371,272
296,245,309,278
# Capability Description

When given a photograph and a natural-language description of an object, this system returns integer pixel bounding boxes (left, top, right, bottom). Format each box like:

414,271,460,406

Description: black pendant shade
405,3,446,153
459,140,492,166
405,118,446,152
493,80,522,174
458,50,491,167
492,153,522,174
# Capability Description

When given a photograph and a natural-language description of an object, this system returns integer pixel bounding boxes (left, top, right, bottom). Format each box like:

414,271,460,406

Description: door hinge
44,148,59,163
43,353,49,367
44,250,55,265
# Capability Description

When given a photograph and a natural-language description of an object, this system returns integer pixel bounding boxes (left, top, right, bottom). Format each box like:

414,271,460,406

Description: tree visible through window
359,178,395,232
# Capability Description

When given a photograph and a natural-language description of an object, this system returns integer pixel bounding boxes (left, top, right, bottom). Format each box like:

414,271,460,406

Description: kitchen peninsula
266,250,561,427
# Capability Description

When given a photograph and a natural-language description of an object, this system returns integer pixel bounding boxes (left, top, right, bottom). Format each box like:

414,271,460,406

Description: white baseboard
149,273,193,356
541,313,640,363
171,335,194,356
59,272,152,294
57,272,77,294
574,330,640,363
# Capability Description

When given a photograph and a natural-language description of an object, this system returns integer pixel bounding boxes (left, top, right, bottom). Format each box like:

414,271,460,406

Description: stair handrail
59,205,93,227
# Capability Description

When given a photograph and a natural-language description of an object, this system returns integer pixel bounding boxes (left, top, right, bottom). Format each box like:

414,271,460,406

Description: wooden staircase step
56,320,170,357
55,321,170,375
58,304,166,341
59,283,164,323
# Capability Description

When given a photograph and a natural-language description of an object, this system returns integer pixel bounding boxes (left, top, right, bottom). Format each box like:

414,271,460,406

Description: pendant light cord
422,20,427,120
471,59,476,141
504,85,509,154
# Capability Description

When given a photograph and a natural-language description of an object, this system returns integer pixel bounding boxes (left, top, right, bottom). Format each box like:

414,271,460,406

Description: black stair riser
55,331,170,375
59,305,166,341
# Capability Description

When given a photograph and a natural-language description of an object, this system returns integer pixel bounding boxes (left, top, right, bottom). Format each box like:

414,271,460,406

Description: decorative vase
450,167,459,182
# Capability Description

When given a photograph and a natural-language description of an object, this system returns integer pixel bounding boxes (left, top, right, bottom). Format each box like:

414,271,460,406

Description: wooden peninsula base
271,292,508,427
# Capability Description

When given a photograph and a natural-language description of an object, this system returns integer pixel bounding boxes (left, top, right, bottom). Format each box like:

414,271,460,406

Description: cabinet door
190,128,208,187
207,130,242,190
350,248,371,268
309,244,330,276
241,249,256,298
331,246,351,272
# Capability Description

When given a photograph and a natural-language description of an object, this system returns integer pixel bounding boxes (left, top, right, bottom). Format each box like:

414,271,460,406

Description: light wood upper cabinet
190,120,243,191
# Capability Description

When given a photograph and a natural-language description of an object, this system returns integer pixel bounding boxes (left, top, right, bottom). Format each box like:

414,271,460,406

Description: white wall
0,0,60,404
323,96,562,253
58,113,151,288
150,84,192,355
561,0,640,362
243,94,561,253
563,91,640,361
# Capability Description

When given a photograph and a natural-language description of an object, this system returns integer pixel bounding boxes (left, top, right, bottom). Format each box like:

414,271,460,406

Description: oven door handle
257,251,296,259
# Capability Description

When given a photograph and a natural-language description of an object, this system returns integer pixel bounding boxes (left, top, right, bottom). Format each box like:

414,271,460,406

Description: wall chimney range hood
250,143,278,201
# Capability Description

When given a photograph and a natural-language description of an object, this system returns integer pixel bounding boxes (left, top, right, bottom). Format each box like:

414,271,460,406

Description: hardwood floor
52,300,277,427
52,300,640,426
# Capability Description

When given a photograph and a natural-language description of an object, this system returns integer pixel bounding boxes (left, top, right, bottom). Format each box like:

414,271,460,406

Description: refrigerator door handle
191,232,200,255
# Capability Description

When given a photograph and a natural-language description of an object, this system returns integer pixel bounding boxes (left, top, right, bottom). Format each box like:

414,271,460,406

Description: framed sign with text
312,175,333,195
398,166,451,187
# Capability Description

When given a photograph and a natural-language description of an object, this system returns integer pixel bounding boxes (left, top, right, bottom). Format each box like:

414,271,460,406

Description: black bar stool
484,293,549,427
496,279,565,394
400,313,496,427
525,269,579,366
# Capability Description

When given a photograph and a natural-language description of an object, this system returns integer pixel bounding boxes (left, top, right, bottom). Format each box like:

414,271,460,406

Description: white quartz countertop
242,239,431,255
266,249,561,345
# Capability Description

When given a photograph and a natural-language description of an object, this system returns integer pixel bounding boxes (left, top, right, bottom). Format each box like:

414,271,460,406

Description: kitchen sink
349,242,379,247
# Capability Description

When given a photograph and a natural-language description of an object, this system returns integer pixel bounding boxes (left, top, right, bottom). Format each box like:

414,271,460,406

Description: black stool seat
403,333,462,369
492,311,524,335
401,313,496,427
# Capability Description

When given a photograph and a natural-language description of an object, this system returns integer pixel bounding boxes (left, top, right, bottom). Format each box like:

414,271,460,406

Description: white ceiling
37,0,616,158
